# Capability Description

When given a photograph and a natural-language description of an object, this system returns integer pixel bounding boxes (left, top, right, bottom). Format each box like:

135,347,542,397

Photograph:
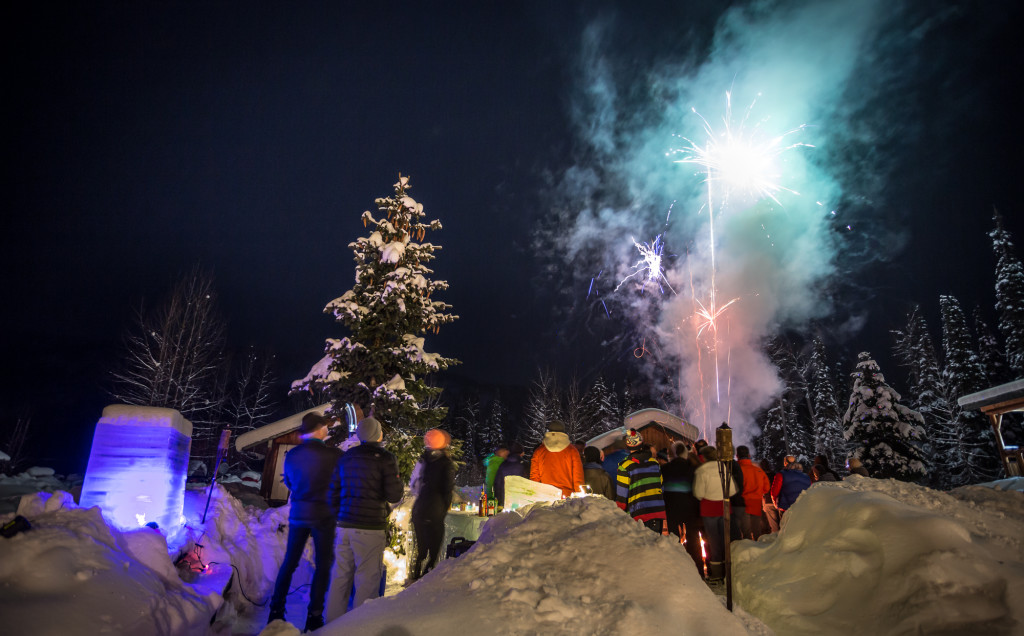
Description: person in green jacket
483,445,509,501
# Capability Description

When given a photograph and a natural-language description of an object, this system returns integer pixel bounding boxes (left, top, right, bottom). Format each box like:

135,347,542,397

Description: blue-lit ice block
79,405,192,531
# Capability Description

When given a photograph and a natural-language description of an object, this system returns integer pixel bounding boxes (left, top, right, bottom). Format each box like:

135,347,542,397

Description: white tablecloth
441,511,490,558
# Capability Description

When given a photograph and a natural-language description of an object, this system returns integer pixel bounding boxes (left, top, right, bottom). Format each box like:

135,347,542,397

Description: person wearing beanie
494,441,527,507
268,412,342,631
529,420,584,497
692,445,739,581
615,427,667,534
582,446,614,499
409,429,456,582
326,416,404,621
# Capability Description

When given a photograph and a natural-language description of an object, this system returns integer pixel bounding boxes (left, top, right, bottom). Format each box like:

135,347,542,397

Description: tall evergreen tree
521,368,561,454
477,393,508,457
940,295,1002,483
989,209,1024,377
767,336,814,461
755,396,789,470
809,336,845,472
450,395,483,486
892,306,958,488
842,352,927,481
973,307,1010,386
292,175,459,432
579,375,619,443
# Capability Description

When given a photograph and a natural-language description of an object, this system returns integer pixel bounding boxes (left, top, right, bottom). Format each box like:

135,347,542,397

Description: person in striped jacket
615,428,667,534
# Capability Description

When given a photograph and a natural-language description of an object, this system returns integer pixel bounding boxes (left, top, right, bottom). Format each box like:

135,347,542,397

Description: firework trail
671,91,810,430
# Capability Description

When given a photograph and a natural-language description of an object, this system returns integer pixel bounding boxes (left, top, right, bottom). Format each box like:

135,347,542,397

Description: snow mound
315,496,762,635
0,492,220,635
734,476,1024,635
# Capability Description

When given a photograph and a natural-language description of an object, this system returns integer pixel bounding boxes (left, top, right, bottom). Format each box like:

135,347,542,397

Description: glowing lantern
79,405,192,532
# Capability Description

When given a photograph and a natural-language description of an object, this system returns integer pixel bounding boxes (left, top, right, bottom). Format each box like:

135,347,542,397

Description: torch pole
202,429,231,524
716,422,734,612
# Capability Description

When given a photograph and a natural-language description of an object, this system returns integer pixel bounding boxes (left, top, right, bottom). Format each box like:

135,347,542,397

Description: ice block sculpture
79,405,192,531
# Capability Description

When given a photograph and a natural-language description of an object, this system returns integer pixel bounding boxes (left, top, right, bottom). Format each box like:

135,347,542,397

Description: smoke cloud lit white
543,0,939,441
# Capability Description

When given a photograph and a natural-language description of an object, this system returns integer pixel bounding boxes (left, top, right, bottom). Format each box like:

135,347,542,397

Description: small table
441,511,490,559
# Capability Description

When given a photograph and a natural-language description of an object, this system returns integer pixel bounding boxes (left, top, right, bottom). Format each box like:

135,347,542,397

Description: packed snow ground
1,470,1022,635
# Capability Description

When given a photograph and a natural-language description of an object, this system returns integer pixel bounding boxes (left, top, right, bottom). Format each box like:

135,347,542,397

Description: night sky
5,1,1024,472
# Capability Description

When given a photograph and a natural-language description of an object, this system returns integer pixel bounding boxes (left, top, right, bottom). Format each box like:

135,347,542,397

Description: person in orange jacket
736,445,771,540
529,420,584,497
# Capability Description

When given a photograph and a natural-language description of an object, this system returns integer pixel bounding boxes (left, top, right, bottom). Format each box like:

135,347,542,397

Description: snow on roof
586,408,699,448
958,378,1024,411
234,403,332,452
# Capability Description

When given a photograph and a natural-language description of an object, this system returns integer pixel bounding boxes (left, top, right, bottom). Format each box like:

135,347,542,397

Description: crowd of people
271,412,867,631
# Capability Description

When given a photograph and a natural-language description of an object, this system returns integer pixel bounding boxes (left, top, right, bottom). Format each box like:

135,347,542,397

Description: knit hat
547,420,566,433
424,428,450,450
624,428,643,447
583,446,602,463
299,412,330,435
356,416,383,442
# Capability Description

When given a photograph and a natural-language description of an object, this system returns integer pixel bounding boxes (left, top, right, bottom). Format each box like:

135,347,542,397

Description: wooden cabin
586,408,700,457
958,379,1024,477
234,403,334,503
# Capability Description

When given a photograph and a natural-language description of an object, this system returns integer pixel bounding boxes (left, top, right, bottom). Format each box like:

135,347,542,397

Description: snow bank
734,476,1024,635
0,491,221,636
311,496,766,636
0,484,300,636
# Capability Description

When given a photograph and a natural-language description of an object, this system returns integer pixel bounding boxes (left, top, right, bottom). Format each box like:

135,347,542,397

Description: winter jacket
483,453,505,501
283,438,344,526
602,448,629,483
693,460,739,517
737,458,771,512
660,457,700,521
615,449,667,522
728,462,745,511
771,468,812,512
530,432,584,497
494,455,526,506
849,466,870,477
583,462,614,499
331,441,404,530
412,449,456,523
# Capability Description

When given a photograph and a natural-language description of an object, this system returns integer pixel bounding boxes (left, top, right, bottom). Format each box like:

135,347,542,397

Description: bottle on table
479,490,487,517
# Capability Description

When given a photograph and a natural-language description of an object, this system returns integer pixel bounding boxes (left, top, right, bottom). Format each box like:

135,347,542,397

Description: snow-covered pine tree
477,394,508,458
755,397,789,470
974,307,1011,387
521,368,561,455
450,395,483,486
809,336,845,473
579,375,619,443
619,380,640,424
291,175,459,432
766,336,814,461
940,295,1003,483
989,209,1024,377
891,306,961,488
842,352,927,481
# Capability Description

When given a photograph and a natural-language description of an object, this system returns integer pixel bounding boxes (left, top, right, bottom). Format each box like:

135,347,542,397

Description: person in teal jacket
483,445,509,501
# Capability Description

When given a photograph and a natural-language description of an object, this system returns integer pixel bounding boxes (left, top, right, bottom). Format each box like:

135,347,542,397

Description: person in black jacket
268,412,343,631
409,428,456,581
325,416,404,622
